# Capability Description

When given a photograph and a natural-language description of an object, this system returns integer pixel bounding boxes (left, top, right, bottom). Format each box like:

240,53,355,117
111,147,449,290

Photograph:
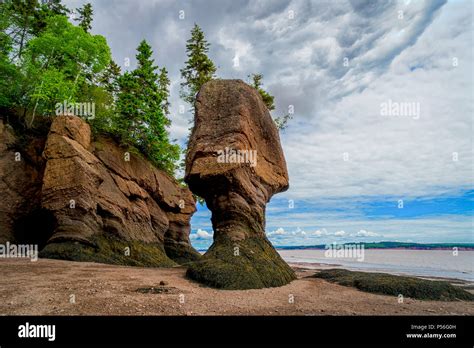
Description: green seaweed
164,241,201,265
313,269,474,301
39,234,177,267
186,236,296,289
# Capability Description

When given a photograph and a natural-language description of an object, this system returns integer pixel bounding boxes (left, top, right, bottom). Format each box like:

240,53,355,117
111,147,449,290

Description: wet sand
0,258,472,316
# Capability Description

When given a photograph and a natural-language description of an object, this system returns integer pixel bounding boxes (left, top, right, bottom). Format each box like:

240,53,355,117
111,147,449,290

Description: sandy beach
0,258,472,316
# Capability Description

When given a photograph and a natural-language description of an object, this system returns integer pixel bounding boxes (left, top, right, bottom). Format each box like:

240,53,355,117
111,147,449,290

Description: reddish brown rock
0,119,47,246
0,115,199,266
185,79,295,289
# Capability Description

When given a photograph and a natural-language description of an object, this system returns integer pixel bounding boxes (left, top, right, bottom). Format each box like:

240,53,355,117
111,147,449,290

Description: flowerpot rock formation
185,79,296,289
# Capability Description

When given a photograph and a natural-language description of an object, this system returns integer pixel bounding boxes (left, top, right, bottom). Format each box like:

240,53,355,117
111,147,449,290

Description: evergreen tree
43,0,69,16
33,0,69,34
0,3,18,108
249,73,275,111
0,4,11,59
180,24,216,106
117,40,179,173
75,3,93,33
273,114,292,131
100,60,121,95
6,0,37,59
248,73,292,130
4,0,69,59
134,40,168,140
158,67,170,116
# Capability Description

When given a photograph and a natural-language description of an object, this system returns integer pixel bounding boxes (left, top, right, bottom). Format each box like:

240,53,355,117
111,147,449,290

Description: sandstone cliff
0,115,199,266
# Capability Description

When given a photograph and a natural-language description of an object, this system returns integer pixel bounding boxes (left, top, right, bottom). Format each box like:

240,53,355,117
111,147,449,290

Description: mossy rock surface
313,269,474,301
186,236,296,289
39,234,177,267
165,242,201,265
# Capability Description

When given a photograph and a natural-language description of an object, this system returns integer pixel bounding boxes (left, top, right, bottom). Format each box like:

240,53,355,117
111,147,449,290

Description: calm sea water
278,249,474,282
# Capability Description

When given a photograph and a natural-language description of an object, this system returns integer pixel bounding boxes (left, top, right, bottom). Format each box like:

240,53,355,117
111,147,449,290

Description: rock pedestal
185,79,296,289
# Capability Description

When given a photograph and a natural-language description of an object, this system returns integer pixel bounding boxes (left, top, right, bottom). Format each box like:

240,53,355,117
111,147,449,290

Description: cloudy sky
65,0,473,249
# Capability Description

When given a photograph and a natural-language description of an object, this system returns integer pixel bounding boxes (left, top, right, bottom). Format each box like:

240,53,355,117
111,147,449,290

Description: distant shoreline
277,247,474,251
274,241,474,251
196,242,474,253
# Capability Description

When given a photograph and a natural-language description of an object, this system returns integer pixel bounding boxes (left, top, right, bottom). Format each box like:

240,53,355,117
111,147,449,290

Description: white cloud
190,229,213,240
311,228,328,237
352,230,380,237
334,230,346,236
280,1,471,201
267,227,286,236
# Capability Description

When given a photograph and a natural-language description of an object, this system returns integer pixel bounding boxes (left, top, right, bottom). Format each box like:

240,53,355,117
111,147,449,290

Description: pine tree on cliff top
249,73,275,111
180,24,216,106
75,3,93,33
6,0,70,59
158,67,171,116
248,73,292,131
116,40,179,173
100,60,121,96
43,0,69,16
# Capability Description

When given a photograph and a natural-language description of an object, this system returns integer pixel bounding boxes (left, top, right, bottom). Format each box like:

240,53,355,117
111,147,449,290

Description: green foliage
99,59,121,95
0,4,18,108
86,60,121,134
158,67,171,115
1,2,109,124
180,24,216,106
26,15,110,76
41,0,69,16
273,113,292,130
33,0,70,34
249,73,275,110
29,67,78,113
0,2,72,111
78,82,115,132
20,15,110,124
5,0,39,59
75,3,93,33
3,0,69,60
115,40,179,174
248,73,292,131
313,269,474,301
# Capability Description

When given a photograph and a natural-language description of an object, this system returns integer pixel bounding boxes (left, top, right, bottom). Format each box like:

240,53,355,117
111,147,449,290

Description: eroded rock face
185,79,296,289
0,120,47,247
0,115,199,266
